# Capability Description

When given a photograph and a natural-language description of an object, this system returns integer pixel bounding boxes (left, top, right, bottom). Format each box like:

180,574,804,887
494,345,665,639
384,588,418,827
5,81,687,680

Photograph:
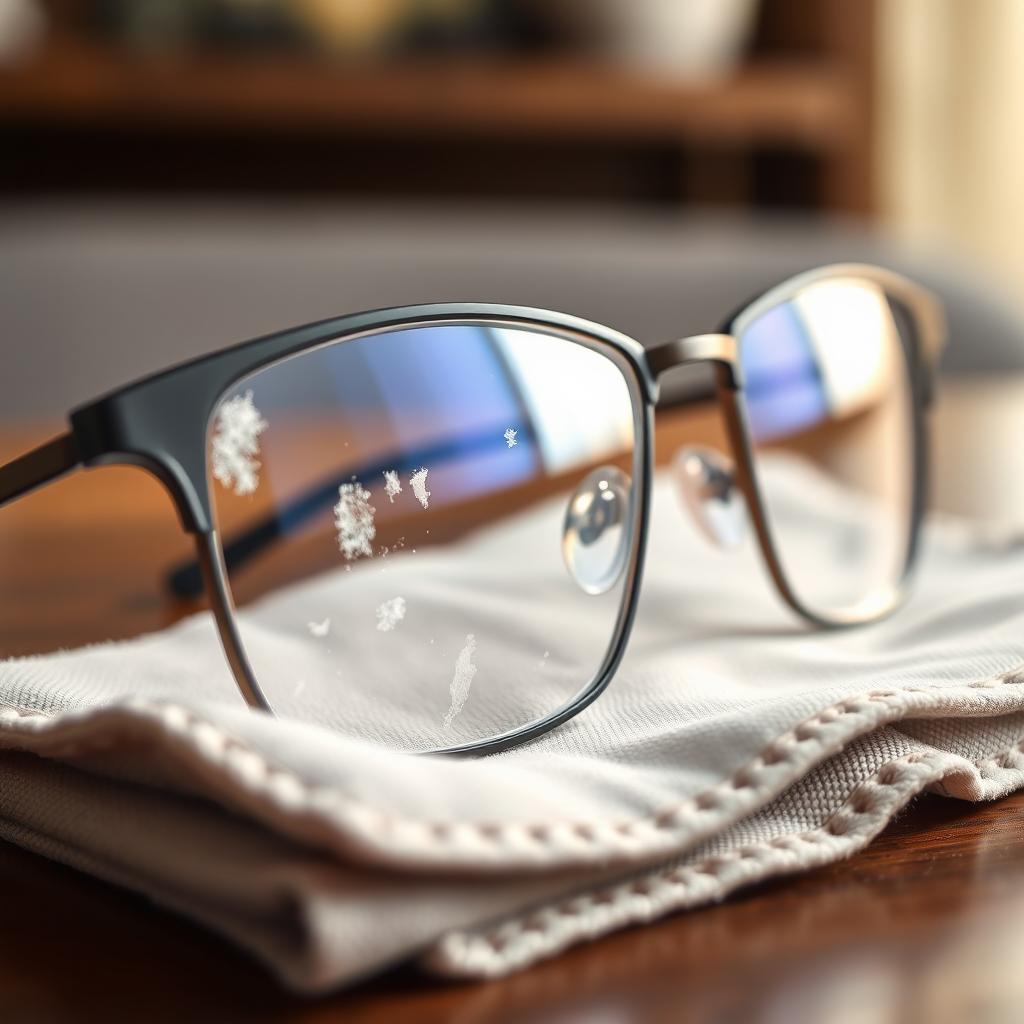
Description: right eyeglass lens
206,322,640,752
736,276,918,619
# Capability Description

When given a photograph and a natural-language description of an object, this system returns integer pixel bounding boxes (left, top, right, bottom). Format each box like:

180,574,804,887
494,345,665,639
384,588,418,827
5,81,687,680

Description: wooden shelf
0,0,876,211
0,44,854,150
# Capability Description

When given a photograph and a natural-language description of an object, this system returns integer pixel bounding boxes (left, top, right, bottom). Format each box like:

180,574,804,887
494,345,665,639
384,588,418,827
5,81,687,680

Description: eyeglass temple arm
0,434,80,510
163,420,540,600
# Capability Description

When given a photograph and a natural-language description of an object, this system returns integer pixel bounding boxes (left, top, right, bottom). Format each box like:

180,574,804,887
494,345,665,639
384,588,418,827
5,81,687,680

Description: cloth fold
2,472,1024,992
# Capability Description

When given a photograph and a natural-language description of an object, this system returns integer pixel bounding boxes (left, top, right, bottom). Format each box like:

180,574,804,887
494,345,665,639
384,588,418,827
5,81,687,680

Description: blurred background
1,0,1024,523
4,6,1024,1015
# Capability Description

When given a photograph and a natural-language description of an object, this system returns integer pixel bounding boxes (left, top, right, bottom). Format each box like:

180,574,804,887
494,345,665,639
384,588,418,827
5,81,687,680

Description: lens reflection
738,278,915,618
208,323,638,751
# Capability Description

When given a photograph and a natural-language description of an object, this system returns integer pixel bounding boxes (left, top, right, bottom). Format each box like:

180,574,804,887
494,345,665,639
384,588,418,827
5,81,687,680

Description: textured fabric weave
1,474,1023,992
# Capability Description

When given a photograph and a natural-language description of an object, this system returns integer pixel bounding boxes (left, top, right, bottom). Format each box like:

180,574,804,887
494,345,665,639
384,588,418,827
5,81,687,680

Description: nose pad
562,465,632,595
674,446,746,550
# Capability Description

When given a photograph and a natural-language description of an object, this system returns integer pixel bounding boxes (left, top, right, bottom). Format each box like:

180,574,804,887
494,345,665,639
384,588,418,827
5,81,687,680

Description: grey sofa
2,202,1023,522
2,202,1023,418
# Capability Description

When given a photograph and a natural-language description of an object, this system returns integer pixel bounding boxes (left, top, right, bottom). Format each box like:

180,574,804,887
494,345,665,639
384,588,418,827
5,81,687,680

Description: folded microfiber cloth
2,468,1024,993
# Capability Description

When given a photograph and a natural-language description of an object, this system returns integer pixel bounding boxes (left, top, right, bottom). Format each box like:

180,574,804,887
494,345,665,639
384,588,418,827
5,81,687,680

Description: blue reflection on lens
740,302,828,443
256,325,540,510
353,325,537,501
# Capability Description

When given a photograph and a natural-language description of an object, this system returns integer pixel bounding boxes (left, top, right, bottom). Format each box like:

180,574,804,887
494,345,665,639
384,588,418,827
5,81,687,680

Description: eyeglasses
0,264,944,755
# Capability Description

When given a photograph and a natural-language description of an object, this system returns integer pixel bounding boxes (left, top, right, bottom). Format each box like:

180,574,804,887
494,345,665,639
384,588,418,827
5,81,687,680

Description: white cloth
2,470,1024,992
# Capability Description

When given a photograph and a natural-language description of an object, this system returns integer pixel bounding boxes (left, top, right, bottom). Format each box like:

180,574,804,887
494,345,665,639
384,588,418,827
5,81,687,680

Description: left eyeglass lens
736,275,918,619
207,323,640,751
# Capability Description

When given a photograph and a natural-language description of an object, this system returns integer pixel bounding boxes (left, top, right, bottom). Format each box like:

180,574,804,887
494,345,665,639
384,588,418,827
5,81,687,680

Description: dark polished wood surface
2,426,1023,1023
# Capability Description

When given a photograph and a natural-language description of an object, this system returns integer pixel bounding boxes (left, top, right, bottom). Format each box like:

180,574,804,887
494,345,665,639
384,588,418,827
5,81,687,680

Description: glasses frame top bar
67,304,658,536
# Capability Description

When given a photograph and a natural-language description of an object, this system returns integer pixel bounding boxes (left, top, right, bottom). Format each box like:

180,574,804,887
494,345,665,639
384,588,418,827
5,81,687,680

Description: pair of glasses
0,264,944,755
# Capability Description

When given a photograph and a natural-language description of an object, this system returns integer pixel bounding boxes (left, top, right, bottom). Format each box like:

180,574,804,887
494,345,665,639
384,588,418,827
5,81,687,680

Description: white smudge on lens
307,617,331,638
443,634,477,729
375,596,406,632
383,469,402,503
211,390,268,496
503,427,518,448
334,481,376,560
294,679,307,698
409,466,431,509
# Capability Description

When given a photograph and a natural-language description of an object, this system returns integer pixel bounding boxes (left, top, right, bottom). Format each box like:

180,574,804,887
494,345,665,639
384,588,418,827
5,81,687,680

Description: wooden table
2,425,1024,1023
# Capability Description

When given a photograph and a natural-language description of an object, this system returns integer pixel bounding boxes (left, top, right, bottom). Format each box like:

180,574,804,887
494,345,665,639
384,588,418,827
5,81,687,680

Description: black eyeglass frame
0,263,945,756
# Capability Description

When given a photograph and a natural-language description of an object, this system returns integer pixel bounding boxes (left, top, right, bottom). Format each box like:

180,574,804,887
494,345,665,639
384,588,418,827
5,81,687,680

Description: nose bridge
643,333,741,398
